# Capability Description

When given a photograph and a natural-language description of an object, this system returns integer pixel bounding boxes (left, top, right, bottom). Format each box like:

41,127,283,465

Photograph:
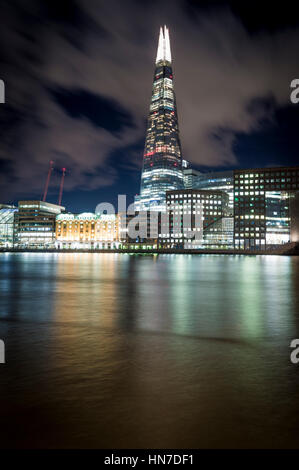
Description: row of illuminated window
169,201,222,207
235,226,265,232
235,239,266,244
236,177,297,184
58,228,116,233
58,223,115,227
19,232,54,237
18,227,52,231
235,215,265,219
58,229,116,233
168,194,223,199
172,212,221,216
235,191,265,196
236,171,299,178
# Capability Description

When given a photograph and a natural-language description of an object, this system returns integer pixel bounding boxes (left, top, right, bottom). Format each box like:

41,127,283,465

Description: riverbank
1,244,299,256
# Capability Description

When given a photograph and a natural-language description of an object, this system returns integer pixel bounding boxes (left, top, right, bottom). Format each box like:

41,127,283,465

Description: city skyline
0,0,299,213
2,0,299,453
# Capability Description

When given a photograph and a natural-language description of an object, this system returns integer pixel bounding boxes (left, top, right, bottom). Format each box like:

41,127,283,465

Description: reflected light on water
1,253,299,448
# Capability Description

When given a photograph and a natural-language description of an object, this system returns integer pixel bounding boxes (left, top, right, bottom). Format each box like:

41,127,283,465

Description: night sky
0,0,299,213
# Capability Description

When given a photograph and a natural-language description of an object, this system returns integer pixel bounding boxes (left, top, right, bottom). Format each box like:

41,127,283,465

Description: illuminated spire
155,25,172,64
164,25,171,63
156,27,164,63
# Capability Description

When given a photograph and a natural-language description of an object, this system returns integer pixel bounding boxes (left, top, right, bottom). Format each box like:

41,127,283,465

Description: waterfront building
55,212,119,249
203,216,234,248
135,26,184,212
161,189,230,249
233,166,299,250
118,211,161,249
193,170,234,214
15,201,64,248
0,205,17,247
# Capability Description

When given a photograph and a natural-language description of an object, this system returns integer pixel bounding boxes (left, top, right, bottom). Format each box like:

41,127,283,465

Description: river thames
0,253,299,448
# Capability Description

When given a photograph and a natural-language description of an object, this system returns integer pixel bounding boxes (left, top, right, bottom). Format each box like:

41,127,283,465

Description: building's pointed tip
156,26,164,64
155,25,172,64
164,25,172,63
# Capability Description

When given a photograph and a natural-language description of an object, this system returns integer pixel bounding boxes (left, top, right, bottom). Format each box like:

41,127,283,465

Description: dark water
0,252,299,448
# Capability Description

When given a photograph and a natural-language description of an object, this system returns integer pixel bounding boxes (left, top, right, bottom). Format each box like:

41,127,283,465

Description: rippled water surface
0,253,299,448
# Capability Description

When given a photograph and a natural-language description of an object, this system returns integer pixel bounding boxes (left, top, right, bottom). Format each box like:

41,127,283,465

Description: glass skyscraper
135,26,184,211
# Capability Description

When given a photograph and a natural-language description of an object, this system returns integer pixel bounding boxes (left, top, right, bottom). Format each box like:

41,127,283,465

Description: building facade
118,211,161,249
160,189,230,249
15,201,64,248
55,213,119,249
0,205,17,247
233,166,299,250
135,26,184,211
193,171,234,214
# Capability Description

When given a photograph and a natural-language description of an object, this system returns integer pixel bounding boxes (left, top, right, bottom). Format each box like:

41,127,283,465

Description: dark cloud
0,0,299,205
50,88,134,132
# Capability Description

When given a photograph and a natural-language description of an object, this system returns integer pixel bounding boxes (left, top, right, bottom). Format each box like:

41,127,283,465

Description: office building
118,211,161,249
233,166,299,249
135,26,184,211
193,170,234,214
161,189,229,249
0,205,17,247
15,201,64,248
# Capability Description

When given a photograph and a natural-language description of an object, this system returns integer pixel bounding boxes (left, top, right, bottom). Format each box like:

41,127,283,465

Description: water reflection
1,253,299,448
0,253,298,340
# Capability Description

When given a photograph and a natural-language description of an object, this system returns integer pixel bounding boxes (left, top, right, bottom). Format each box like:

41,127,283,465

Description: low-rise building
55,212,119,249
15,201,64,248
0,205,17,247
118,211,161,249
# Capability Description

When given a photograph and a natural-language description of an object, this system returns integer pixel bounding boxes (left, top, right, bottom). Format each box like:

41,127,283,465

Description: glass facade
161,189,229,249
15,201,64,248
135,26,183,212
233,167,299,250
0,207,17,247
183,168,202,189
193,171,234,214
118,211,161,249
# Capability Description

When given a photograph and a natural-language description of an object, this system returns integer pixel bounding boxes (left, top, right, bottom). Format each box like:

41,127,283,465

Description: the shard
135,26,184,211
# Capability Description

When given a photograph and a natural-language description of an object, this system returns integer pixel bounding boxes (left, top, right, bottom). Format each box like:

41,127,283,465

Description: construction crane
58,168,66,206
42,160,54,202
